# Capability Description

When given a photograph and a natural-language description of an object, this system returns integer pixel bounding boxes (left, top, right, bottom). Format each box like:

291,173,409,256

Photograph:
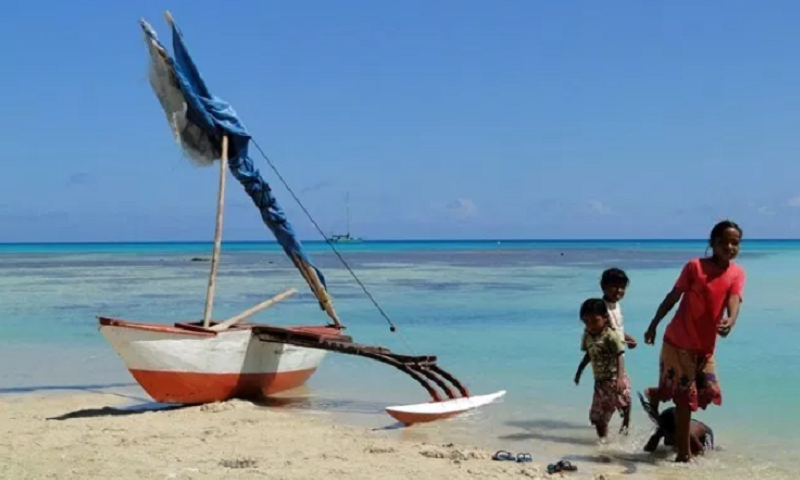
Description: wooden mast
203,135,229,327
163,10,227,328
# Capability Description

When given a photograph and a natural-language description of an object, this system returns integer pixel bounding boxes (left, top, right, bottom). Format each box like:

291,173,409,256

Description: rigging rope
250,139,417,356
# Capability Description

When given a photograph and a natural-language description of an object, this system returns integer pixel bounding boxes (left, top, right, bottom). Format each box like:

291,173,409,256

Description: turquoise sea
1,240,797,479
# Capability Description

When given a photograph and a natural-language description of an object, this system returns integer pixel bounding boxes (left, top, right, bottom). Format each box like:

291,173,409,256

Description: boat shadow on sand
0,382,188,421
48,401,188,421
34,383,396,423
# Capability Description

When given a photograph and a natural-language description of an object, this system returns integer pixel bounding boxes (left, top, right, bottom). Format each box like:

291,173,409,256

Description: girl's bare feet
675,453,692,463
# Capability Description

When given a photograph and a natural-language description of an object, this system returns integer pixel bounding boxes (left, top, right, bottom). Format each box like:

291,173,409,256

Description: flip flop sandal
558,460,578,472
492,450,515,461
547,460,578,474
516,453,532,463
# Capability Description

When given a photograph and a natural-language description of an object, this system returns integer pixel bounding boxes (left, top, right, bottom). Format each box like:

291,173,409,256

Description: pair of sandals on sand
492,450,532,463
492,451,578,474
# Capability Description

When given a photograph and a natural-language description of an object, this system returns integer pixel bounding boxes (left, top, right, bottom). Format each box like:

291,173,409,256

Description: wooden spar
208,288,297,332
308,268,343,328
291,253,343,328
203,135,229,327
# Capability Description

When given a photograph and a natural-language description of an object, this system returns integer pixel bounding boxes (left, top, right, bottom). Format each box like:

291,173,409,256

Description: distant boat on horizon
328,192,362,244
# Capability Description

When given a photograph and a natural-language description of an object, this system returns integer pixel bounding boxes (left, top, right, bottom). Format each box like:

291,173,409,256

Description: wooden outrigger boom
251,325,470,403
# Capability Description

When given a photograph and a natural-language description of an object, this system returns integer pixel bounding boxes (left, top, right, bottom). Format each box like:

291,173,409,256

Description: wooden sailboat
97,11,504,424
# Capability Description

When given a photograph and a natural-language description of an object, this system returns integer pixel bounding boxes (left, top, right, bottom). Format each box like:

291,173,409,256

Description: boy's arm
616,352,627,392
574,353,590,385
624,332,637,348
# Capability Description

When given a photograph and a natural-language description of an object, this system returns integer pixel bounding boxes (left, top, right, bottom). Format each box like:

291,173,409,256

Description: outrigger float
98,11,505,425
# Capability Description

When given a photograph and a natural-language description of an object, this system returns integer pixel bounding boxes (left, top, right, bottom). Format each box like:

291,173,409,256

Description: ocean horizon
1,239,796,478
1,238,799,255
3,238,800,244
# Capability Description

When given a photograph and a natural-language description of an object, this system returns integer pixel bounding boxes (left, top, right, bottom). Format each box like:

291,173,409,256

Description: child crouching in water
575,298,631,439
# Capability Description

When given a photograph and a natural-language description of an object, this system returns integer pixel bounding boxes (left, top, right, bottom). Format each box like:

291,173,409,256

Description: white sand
0,393,626,480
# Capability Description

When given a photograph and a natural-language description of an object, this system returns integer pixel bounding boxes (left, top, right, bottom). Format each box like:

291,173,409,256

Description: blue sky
2,0,799,241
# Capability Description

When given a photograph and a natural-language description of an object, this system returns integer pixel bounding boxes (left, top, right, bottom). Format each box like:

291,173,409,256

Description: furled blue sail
139,16,338,323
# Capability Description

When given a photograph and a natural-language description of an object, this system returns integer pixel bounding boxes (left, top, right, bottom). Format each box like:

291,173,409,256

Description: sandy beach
0,392,614,480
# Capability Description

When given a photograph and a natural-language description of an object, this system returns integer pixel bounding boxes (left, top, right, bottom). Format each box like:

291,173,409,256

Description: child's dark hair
579,298,609,319
601,268,629,287
709,220,742,246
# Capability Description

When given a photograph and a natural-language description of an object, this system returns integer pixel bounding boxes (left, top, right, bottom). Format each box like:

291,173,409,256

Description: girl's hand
574,371,581,386
718,317,735,337
644,324,658,345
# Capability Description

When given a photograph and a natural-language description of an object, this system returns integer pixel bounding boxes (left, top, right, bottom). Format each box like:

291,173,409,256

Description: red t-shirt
664,258,746,356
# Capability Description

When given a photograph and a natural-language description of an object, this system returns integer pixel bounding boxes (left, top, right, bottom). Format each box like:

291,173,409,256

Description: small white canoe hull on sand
385,390,506,425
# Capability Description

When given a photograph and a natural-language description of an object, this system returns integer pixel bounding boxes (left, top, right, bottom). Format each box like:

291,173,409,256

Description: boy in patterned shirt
574,298,631,439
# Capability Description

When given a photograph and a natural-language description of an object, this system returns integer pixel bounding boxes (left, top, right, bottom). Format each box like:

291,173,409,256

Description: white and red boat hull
98,317,335,404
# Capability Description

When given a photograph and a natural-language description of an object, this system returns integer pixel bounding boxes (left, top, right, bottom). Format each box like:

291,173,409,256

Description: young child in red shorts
643,220,745,462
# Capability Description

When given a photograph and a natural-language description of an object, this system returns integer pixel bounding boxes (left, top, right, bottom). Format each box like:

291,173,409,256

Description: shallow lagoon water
1,240,797,478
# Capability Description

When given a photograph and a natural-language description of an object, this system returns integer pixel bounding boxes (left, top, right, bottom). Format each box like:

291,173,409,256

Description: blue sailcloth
139,16,338,323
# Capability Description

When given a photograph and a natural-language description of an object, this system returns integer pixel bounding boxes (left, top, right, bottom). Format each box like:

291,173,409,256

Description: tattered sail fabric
139,18,334,317
141,20,217,166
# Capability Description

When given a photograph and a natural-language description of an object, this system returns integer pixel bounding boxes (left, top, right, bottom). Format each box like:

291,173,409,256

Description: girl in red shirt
643,220,745,463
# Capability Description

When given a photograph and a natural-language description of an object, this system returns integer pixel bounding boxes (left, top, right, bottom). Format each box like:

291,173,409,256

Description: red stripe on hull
129,368,318,404
386,409,461,426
